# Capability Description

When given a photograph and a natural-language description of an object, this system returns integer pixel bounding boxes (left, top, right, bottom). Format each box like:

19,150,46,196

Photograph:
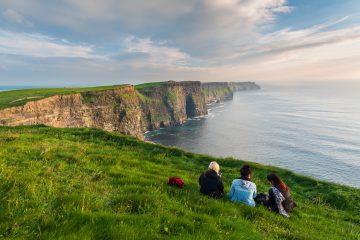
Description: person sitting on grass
228,165,257,207
199,161,224,198
265,173,296,218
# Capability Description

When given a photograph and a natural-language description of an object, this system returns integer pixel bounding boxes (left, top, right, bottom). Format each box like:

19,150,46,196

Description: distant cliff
202,82,260,103
0,81,259,138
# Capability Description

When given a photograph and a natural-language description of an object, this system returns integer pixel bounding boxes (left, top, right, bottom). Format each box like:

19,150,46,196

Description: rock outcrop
0,81,259,138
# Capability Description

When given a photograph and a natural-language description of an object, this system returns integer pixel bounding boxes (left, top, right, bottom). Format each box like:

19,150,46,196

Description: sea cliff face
0,86,144,138
138,81,207,131
0,81,259,138
202,82,260,103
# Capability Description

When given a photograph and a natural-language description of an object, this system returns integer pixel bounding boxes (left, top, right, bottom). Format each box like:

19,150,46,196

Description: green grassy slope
135,82,165,90
0,126,359,239
0,85,127,110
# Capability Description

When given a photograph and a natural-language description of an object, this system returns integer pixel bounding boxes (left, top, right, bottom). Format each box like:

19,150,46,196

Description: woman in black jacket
199,161,224,198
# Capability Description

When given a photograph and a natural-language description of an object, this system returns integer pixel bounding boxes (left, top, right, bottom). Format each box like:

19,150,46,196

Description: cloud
0,0,294,64
2,17,360,84
225,17,360,63
0,1,359,84
122,36,189,66
0,0,292,57
3,9,33,27
0,29,104,59
0,0,196,30
205,0,292,24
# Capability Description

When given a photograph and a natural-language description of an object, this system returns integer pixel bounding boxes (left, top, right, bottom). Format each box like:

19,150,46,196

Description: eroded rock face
0,86,144,138
0,81,208,138
0,81,259,138
138,81,207,131
202,82,233,103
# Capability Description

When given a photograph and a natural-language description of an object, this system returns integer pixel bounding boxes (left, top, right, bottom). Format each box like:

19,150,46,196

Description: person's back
281,190,295,212
228,165,257,207
267,173,296,217
228,178,257,206
199,161,224,198
268,187,295,212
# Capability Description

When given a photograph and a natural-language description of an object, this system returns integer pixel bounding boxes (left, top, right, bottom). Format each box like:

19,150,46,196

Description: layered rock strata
0,81,260,138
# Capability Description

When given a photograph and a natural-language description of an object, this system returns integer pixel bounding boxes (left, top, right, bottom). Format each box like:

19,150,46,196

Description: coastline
146,87,360,188
0,81,260,139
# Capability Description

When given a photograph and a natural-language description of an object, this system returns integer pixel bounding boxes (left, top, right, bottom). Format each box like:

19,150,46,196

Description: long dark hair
240,165,252,181
267,173,289,193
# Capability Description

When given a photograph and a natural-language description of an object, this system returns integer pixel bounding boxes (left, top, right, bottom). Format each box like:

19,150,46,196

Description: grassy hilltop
0,126,359,239
0,85,132,110
0,83,167,110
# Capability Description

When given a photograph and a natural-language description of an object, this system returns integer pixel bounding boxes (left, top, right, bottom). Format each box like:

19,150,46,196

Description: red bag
168,177,184,188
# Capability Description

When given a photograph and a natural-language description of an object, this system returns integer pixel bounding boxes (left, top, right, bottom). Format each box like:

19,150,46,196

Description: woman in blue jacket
228,165,257,207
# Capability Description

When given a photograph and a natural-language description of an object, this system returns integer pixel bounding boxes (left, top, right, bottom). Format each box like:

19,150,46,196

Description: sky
0,0,360,86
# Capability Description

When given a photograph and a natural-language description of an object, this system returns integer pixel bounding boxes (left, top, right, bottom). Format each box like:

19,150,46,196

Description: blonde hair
208,161,220,174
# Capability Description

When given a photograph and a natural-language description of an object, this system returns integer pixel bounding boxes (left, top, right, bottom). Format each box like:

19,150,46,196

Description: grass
0,85,128,110
0,82,167,110
135,82,165,90
0,126,359,239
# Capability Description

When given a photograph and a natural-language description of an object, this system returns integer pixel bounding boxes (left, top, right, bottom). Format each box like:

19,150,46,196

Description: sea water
146,84,360,188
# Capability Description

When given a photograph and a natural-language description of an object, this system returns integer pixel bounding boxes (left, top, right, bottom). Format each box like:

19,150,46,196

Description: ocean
146,84,360,188
0,87,15,92
0,86,35,91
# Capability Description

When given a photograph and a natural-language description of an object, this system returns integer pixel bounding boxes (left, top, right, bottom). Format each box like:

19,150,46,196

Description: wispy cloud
0,29,104,59
3,9,33,27
206,0,292,24
226,17,360,62
122,36,189,66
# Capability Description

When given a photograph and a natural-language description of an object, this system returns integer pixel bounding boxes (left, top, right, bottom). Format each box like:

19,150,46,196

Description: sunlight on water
146,85,360,187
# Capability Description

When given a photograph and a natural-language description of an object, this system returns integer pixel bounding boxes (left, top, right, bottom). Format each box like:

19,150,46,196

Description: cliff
0,81,208,139
0,81,259,138
202,81,260,103
138,81,207,131
0,86,144,138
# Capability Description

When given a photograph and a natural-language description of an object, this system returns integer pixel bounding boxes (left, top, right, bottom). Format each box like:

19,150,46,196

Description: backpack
168,177,184,188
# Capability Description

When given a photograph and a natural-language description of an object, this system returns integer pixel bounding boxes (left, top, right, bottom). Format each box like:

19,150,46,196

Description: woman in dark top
199,161,224,198
266,173,296,217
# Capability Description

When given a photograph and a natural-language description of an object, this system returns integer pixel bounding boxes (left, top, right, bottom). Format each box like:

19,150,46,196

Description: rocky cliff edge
0,81,260,138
